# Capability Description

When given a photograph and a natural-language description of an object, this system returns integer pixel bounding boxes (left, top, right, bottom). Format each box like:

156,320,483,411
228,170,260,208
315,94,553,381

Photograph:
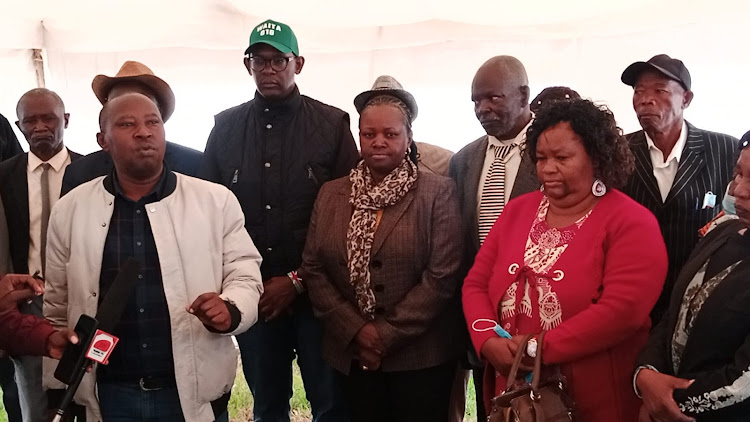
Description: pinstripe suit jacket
300,172,464,374
621,121,738,322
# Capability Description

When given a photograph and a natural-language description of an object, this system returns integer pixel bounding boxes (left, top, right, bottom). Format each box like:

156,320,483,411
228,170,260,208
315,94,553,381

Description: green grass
229,360,312,421
229,360,478,421
1,361,477,422
0,388,6,422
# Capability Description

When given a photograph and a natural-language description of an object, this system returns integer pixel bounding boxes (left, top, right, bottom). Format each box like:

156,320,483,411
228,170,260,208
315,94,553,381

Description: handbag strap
530,330,547,392
504,333,534,392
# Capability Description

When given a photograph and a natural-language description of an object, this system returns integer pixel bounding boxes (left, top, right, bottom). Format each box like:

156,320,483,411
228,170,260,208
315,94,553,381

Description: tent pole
32,48,45,88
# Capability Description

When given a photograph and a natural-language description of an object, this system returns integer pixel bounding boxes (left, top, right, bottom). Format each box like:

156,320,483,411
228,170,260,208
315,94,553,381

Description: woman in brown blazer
300,77,463,422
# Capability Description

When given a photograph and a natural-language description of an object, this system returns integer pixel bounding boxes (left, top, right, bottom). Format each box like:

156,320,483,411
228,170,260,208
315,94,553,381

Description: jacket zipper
231,169,239,186
307,165,319,186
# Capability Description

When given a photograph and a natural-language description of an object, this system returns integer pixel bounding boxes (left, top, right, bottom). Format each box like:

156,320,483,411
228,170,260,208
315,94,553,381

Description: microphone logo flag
85,330,119,365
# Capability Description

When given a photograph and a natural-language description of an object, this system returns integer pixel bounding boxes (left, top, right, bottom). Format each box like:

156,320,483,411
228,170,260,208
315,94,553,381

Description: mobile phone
54,314,99,385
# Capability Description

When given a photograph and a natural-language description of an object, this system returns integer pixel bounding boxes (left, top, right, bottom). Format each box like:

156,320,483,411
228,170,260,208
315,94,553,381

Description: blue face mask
471,319,533,383
723,184,736,215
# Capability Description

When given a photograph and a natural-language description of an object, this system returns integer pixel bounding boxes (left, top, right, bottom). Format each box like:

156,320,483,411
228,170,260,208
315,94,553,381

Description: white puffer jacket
43,173,263,422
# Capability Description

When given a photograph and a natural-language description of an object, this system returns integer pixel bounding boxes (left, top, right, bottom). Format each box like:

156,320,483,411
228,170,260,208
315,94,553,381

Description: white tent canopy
2,0,749,154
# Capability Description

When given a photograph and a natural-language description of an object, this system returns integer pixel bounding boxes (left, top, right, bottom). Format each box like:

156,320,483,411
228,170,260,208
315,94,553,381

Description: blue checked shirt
96,168,176,382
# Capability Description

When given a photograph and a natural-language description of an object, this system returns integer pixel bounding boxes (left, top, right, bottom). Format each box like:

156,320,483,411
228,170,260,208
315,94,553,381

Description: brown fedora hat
91,61,176,121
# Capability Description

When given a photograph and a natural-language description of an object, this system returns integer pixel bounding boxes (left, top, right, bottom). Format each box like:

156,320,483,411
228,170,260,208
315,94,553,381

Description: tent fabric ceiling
1,0,743,51
1,0,748,155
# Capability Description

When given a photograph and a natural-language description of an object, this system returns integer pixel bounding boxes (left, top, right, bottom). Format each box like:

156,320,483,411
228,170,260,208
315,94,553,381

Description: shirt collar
103,161,177,202
487,118,533,150
645,121,688,165
28,147,69,172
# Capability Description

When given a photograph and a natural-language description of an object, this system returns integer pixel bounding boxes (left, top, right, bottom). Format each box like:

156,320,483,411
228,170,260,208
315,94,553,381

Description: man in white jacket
43,93,263,422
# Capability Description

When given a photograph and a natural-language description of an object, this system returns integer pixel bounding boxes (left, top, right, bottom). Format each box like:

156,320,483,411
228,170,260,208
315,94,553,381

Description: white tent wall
1,0,749,154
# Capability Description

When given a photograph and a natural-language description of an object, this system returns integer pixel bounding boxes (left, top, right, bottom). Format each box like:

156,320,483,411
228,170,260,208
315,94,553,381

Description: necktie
478,144,516,244
40,163,51,275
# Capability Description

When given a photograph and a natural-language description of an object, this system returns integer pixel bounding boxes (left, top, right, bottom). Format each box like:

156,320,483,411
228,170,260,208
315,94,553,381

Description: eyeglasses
247,56,295,72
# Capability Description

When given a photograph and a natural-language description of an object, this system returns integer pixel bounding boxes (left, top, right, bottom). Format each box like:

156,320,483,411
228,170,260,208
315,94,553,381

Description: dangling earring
592,179,606,197
539,184,545,193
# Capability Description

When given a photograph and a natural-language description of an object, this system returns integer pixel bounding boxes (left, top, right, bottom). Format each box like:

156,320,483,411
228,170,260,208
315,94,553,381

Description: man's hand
187,292,232,332
0,274,44,312
636,368,696,422
258,276,298,321
480,335,532,376
45,329,79,359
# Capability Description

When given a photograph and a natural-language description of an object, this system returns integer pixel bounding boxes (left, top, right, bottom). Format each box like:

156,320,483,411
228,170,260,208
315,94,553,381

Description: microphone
51,258,140,422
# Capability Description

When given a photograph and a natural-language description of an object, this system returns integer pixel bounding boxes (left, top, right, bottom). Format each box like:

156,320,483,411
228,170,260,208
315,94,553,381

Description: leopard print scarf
347,158,418,319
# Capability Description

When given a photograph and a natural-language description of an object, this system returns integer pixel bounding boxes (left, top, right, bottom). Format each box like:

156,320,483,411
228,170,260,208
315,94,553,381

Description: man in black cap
620,54,738,323
199,19,357,422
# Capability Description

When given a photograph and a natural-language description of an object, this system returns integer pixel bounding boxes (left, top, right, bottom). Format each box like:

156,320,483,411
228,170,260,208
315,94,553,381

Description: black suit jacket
60,141,202,196
637,220,750,421
449,134,539,369
621,121,738,323
449,134,540,273
0,113,23,162
0,150,81,274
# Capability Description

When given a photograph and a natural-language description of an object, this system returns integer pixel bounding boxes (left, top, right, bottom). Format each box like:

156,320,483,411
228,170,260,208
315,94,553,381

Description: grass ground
1,360,478,422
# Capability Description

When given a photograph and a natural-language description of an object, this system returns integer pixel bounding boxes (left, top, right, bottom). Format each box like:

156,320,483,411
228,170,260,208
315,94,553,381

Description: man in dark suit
0,114,24,161
0,88,81,422
620,54,738,324
0,112,24,422
61,61,202,196
448,55,540,421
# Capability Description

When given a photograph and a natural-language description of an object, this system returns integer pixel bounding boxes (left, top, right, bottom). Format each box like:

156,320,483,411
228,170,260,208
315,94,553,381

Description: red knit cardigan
463,190,667,421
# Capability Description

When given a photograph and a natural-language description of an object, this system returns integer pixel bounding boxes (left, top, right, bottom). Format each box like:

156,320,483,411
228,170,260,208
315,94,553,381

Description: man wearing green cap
200,19,357,422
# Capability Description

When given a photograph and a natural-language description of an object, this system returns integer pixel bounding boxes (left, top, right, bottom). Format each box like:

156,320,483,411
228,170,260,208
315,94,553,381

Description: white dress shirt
476,120,533,217
27,147,71,276
645,122,688,202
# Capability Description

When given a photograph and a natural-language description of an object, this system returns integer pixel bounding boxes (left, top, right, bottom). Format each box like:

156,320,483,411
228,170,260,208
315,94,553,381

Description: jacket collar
103,162,177,200
253,85,302,115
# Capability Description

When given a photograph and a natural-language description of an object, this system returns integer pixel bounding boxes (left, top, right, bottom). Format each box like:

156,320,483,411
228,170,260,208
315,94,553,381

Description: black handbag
488,331,576,422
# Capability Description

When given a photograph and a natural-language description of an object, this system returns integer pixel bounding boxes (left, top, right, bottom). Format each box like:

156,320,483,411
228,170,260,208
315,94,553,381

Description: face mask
723,184,736,215
471,318,512,339
471,319,532,382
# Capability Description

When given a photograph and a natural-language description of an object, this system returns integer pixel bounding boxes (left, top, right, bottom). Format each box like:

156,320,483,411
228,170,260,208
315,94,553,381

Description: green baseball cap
245,19,299,56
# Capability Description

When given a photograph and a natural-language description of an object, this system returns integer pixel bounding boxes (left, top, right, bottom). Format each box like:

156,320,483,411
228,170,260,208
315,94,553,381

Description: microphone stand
51,360,88,422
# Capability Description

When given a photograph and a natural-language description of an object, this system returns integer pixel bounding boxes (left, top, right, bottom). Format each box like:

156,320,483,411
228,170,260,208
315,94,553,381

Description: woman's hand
480,335,533,375
636,368,696,422
354,323,385,371
356,346,382,371
355,323,385,355
638,404,655,422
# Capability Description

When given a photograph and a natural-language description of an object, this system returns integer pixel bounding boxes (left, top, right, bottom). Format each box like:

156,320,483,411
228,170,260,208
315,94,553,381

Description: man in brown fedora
200,18,357,422
60,61,203,195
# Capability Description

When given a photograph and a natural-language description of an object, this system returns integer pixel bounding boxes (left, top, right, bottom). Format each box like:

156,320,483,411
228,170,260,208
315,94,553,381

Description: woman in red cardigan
463,99,668,421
